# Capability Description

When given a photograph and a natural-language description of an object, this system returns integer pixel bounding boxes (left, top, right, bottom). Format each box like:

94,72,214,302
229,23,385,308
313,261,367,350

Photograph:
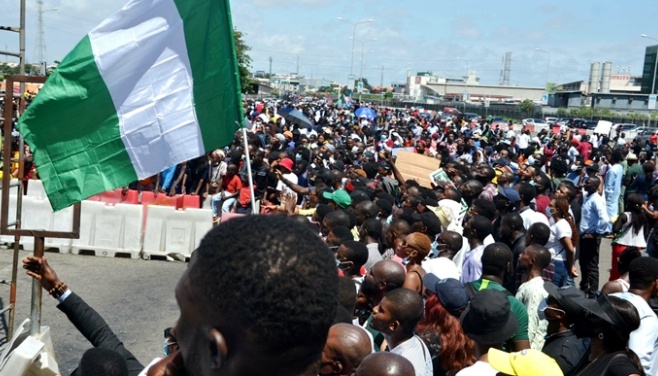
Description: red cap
279,158,294,172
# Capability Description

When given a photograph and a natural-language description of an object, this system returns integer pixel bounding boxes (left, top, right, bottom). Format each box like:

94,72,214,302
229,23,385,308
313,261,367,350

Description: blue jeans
552,259,575,288
211,193,236,218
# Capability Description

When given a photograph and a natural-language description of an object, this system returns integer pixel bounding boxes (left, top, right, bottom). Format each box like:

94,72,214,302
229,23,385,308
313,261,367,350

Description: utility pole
268,56,272,82
34,0,57,75
380,65,384,105
296,55,299,76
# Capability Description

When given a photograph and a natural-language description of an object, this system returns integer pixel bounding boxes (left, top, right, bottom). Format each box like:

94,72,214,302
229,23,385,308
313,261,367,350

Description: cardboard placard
394,150,441,188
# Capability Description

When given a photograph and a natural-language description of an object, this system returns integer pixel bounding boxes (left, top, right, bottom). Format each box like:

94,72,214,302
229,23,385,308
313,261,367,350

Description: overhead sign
357,81,364,93
541,93,549,105
484,99,490,108
649,94,657,110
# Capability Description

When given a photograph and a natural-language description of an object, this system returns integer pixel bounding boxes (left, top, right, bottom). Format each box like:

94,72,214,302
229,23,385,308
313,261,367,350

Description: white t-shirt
422,257,460,280
520,207,549,230
518,133,530,149
456,360,498,376
275,172,298,202
545,218,571,262
615,212,647,248
390,335,433,376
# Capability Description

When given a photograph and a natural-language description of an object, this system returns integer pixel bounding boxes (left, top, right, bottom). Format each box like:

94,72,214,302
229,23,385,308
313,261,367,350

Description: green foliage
233,29,253,94
0,63,20,76
556,107,568,116
384,91,394,100
518,99,535,116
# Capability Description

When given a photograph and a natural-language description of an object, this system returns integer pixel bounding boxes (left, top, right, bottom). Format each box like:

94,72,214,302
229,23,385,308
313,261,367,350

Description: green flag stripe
18,35,137,211
173,0,244,151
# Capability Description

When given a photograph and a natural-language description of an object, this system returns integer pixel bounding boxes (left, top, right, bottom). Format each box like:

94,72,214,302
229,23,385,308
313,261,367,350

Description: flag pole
238,122,257,214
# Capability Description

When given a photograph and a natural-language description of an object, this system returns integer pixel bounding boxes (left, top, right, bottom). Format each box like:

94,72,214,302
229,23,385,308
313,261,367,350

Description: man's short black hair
191,216,338,363
527,222,550,246
527,244,551,270
331,226,354,244
472,199,496,221
481,242,513,277
517,182,536,206
338,276,357,314
342,240,369,269
362,218,383,239
325,210,351,228
79,348,128,376
470,215,493,242
628,257,658,290
502,213,525,232
384,288,424,334
315,204,332,221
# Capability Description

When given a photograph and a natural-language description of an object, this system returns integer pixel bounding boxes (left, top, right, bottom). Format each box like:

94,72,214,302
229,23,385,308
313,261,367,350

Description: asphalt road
0,236,615,375
0,248,186,375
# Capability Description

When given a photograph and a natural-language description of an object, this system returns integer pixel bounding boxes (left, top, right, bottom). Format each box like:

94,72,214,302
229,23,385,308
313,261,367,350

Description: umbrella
443,107,462,115
278,107,313,129
355,107,377,120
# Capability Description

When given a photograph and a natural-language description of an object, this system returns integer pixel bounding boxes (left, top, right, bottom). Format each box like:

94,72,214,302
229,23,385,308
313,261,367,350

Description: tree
384,91,394,100
233,29,253,94
556,107,568,116
518,99,535,117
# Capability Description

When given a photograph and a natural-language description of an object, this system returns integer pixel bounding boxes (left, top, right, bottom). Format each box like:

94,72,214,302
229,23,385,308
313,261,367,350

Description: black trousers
579,235,601,297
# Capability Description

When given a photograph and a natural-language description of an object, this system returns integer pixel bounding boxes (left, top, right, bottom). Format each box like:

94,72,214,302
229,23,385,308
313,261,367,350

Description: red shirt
577,142,592,161
221,174,242,194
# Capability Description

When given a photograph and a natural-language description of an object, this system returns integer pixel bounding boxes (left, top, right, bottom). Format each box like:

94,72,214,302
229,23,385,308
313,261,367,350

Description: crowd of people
18,98,658,376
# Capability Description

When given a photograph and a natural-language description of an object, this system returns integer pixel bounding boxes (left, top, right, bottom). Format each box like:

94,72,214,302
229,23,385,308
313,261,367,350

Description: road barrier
9,182,214,260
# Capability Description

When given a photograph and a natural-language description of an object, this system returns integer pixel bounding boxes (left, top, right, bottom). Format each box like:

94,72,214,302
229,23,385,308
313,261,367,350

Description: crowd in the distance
20,97,658,376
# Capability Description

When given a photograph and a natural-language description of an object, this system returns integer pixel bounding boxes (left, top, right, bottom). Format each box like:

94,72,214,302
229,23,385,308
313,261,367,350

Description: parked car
583,120,598,130
545,117,558,125
634,128,656,144
491,117,507,129
522,118,549,132
464,112,481,122
624,126,655,141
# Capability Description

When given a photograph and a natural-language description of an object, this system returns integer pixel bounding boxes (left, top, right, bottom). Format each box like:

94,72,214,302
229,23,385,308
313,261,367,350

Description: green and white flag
17,0,243,210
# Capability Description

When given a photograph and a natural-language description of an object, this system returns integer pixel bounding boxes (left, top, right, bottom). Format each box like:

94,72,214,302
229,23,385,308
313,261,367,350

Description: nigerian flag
17,0,243,211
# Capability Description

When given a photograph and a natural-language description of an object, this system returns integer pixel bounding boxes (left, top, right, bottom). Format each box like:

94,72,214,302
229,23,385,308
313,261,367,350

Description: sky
1,0,658,88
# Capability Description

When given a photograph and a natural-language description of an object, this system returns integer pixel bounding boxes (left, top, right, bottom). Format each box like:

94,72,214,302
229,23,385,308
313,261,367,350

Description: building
642,45,658,94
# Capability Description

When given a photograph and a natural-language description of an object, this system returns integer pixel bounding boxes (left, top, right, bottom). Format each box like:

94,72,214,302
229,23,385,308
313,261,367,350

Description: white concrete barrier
25,180,47,200
20,196,74,254
142,206,212,260
71,201,143,258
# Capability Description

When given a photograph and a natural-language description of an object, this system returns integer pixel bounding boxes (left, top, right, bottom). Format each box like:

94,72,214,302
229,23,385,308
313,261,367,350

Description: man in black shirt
542,283,588,376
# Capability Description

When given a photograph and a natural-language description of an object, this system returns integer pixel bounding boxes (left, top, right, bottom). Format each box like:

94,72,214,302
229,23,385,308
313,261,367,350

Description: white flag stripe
89,0,203,178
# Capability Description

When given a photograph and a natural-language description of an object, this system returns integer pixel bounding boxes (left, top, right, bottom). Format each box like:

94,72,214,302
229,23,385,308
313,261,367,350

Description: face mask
402,256,411,265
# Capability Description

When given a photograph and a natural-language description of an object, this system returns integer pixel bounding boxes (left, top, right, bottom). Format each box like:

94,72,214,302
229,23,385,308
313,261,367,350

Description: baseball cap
330,160,345,171
498,186,520,204
543,282,586,316
488,348,564,376
322,189,352,209
410,212,443,235
423,275,469,317
460,289,518,345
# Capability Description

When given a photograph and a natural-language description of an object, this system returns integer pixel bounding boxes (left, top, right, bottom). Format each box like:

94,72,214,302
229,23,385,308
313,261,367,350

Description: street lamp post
338,17,373,96
351,37,376,101
456,57,470,113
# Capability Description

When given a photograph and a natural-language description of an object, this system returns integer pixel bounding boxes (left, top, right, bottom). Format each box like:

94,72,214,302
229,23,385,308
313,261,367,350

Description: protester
23,256,142,376
609,194,648,281
571,295,644,376
541,283,588,376
320,323,373,376
355,352,415,376
457,289,519,375
370,288,433,376
145,215,339,376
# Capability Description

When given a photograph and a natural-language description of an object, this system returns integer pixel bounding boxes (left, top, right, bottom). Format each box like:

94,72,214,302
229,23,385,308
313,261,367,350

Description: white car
522,118,550,132
545,117,558,125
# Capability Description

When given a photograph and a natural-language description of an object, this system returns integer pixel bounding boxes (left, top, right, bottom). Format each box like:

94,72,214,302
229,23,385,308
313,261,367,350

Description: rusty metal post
29,237,44,336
